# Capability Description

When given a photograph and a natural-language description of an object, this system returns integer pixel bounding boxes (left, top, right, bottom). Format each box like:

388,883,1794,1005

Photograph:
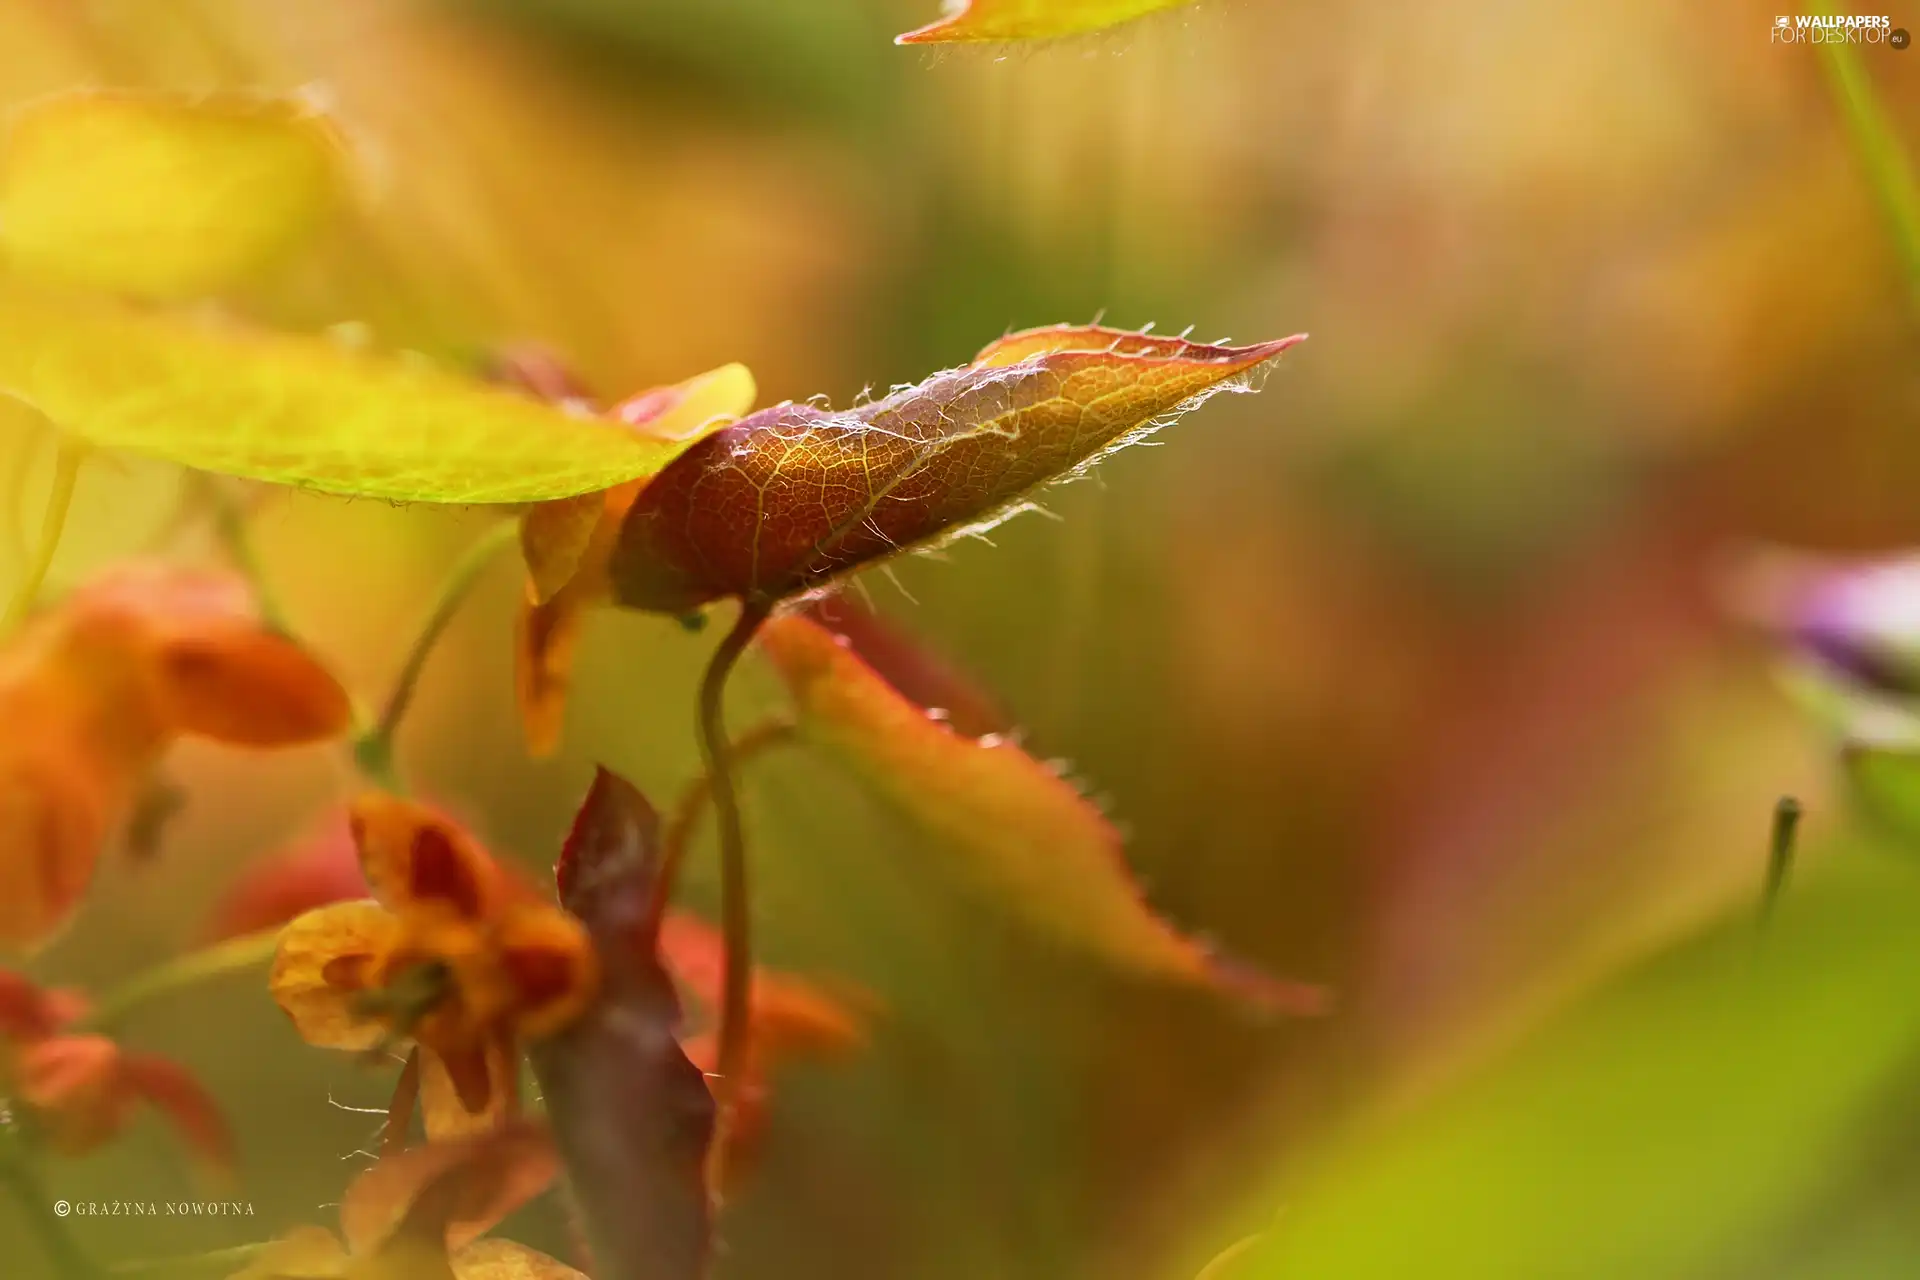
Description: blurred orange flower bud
0,970,232,1168
0,564,351,951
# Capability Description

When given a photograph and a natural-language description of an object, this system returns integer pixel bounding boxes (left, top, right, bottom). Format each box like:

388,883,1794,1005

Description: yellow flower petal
271,901,401,1051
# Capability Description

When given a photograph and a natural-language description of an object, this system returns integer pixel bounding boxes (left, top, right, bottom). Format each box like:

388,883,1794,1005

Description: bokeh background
2,1,1918,1277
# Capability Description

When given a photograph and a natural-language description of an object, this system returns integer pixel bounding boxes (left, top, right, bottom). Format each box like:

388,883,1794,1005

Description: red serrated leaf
609,326,1303,612
756,614,1327,1013
530,768,714,1280
804,595,1009,739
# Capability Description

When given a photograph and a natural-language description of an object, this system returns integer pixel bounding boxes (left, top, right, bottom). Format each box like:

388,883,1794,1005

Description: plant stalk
694,599,772,1196
647,715,796,938
353,519,518,788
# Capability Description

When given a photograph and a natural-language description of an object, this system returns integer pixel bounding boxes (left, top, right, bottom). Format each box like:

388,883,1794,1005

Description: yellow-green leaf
0,285,744,503
756,612,1326,1013
0,90,345,299
896,0,1195,43
1209,847,1920,1279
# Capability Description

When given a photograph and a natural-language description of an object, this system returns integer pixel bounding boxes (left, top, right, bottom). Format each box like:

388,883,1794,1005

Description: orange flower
230,1121,573,1280
0,970,231,1166
271,795,599,1127
0,563,351,950
515,366,757,756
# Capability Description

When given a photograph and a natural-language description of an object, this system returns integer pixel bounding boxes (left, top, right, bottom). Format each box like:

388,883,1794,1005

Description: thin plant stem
206,482,289,636
646,715,797,937
695,599,773,1196
1815,3,1920,314
78,929,282,1033
0,1127,98,1279
3,441,84,635
353,519,518,787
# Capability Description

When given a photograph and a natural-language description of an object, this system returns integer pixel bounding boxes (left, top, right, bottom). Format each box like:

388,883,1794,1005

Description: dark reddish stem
646,715,797,940
695,598,773,1195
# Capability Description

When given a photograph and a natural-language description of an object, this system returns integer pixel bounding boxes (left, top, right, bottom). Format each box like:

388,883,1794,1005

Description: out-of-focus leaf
0,285,728,503
1216,848,1920,1279
531,768,714,1280
0,90,345,300
339,1122,560,1256
756,613,1326,1012
610,325,1303,613
1842,714,1920,850
896,0,1196,44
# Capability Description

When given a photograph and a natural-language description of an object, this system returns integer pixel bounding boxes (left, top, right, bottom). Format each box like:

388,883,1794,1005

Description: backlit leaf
756,613,1326,1011
0,89,345,299
0,285,736,503
1215,848,1920,1279
896,0,1197,44
532,768,714,1280
610,325,1303,613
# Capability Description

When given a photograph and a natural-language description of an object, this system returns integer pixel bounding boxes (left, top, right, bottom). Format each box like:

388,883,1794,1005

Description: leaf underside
757,612,1325,1013
0,285,705,504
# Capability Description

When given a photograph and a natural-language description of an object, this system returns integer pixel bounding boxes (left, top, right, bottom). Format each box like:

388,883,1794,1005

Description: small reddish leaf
610,326,1303,613
757,614,1326,1012
530,768,714,1280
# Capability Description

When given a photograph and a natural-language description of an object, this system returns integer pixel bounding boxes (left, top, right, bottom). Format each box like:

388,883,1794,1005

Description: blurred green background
2,0,1918,1277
